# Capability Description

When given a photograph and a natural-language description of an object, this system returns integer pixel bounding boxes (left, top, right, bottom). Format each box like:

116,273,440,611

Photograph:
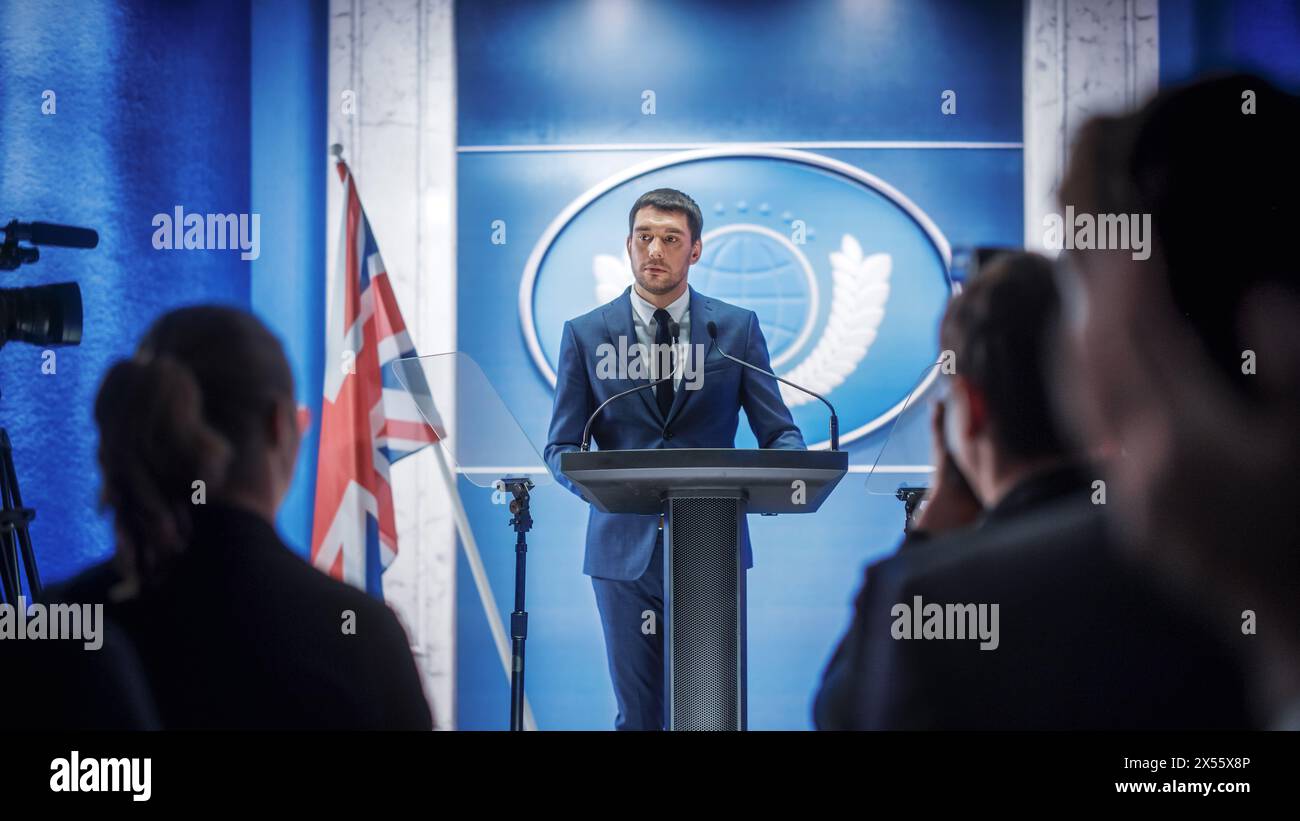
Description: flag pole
325,140,536,729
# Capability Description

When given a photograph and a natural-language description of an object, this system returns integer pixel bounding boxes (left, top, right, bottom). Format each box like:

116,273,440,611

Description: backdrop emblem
521,148,954,448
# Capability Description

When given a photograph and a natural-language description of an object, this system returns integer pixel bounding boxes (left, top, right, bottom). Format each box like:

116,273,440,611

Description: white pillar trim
328,0,458,728
1024,0,1159,251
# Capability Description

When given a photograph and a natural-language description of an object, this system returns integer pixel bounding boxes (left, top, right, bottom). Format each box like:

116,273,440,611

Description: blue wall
0,0,253,586
458,0,1023,144
0,0,326,585
454,0,1024,730
249,0,327,558
1161,0,1300,89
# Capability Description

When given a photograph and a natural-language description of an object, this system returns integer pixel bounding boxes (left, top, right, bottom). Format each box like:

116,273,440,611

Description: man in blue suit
545,188,805,730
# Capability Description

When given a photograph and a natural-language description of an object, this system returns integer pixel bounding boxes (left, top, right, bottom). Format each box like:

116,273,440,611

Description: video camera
0,219,90,349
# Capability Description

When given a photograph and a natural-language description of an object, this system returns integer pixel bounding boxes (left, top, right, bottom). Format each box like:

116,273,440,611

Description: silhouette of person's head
1056,74,1300,716
938,251,1075,506
94,306,302,590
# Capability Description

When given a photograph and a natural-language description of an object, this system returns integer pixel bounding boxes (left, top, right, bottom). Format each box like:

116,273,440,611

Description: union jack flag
311,159,437,596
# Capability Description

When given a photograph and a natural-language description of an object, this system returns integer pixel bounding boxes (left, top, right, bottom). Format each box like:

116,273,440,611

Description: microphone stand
499,475,534,731
705,321,840,450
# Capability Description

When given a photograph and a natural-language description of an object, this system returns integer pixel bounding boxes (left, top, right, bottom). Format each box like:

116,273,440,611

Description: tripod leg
16,529,41,601
0,428,39,603
0,532,19,604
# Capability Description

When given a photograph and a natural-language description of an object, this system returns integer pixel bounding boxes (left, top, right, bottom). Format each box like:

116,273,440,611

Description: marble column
1024,0,1159,251
328,0,458,727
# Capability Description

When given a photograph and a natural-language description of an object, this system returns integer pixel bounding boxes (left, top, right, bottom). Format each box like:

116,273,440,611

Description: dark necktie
653,307,675,419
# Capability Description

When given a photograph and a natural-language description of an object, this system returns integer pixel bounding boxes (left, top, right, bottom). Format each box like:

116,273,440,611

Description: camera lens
0,282,83,346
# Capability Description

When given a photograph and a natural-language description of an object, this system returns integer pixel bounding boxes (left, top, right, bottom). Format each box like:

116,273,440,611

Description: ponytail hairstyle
94,306,296,590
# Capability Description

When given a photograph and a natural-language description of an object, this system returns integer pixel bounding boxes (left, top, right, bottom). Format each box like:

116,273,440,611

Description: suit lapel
602,285,663,424
664,286,711,427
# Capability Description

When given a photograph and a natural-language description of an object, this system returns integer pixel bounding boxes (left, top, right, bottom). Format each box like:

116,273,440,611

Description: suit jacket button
663,430,674,440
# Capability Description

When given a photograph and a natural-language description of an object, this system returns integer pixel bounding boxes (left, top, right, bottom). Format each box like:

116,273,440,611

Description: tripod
0,425,41,604
0,218,91,605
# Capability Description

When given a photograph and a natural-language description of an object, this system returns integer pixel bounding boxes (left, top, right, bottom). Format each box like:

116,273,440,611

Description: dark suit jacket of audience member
813,465,1252,730
814,465,1093,727
0,614,160,730
53,503,432,730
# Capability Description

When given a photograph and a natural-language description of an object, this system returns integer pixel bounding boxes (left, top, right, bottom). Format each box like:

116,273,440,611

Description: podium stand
561,448,847,730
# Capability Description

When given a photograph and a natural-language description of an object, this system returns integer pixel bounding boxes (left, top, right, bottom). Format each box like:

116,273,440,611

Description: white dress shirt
629,285,690,391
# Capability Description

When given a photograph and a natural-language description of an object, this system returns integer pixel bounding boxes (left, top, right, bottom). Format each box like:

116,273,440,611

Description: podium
561,448,847,730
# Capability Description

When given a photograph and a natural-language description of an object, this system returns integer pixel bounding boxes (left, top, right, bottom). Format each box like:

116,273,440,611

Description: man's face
626,207,701,297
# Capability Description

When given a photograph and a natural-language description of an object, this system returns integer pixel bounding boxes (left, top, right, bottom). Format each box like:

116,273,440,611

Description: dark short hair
1059,73,1300,396
940,252,1070,461
628,188,703,243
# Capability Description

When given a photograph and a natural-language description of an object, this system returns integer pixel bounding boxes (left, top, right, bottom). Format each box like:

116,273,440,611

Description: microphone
579,318,690,451
3,221,99,249
706,320,839,450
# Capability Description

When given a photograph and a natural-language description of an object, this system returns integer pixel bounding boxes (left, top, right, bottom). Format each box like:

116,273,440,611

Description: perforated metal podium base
665,492,746,731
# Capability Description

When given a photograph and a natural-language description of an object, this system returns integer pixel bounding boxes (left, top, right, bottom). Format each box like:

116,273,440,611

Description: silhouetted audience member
815,252,1085,726
0,614,160,730
53,306,432,729
814,252,1250,729
1053,73,1300,728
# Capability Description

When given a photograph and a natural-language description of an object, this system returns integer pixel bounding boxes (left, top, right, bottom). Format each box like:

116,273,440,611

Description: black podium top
559,448,848,515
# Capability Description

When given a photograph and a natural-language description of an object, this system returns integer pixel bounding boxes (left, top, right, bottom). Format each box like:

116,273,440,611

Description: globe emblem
689,224,819,368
